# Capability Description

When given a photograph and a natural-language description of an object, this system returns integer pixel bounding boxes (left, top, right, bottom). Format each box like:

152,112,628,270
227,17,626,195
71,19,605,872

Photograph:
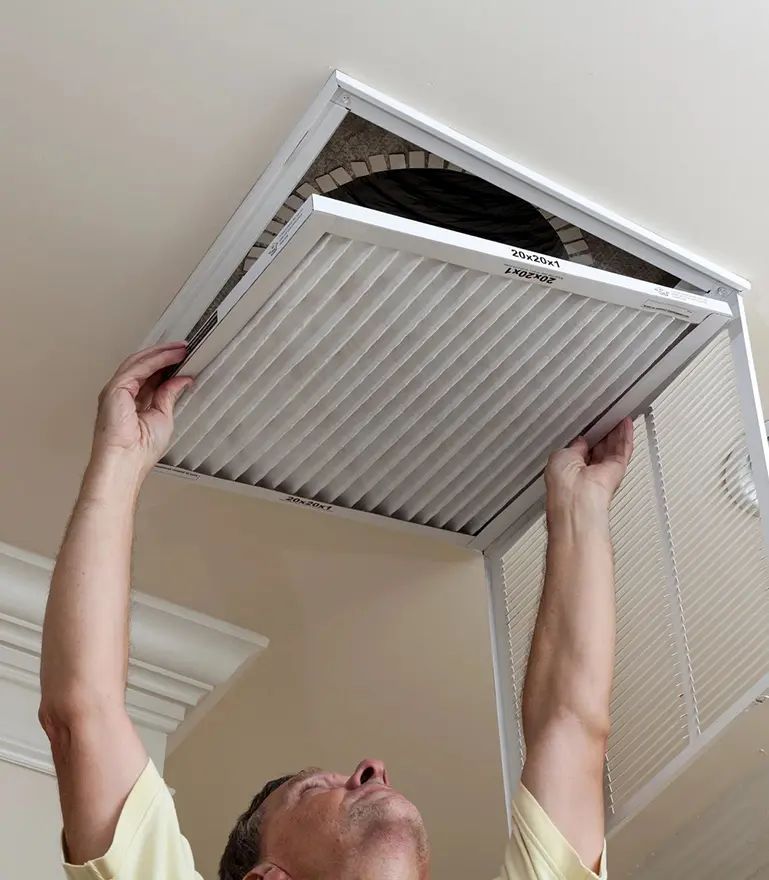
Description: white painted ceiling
2,2,769,877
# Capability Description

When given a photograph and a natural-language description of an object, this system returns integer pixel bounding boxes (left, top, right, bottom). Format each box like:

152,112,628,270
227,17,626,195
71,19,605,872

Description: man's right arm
38,343,191,865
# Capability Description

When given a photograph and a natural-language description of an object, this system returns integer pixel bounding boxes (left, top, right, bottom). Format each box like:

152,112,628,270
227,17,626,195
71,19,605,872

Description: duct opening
185,114,684,350
323,168,568,258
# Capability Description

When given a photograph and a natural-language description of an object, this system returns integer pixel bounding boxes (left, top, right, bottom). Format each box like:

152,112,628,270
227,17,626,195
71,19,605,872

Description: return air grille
500,512,548,764
652,333,769,730
162,200,699,535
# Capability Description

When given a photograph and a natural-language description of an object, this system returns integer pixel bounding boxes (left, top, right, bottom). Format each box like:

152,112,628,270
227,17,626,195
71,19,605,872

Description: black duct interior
326,168,568,259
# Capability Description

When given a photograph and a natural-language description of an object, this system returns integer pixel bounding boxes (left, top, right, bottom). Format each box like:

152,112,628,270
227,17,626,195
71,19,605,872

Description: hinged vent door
158,196,730,540
651,334,769,731
488,328,769,830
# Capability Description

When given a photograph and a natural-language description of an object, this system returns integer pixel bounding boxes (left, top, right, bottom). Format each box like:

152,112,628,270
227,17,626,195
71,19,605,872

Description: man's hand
91,342,192,479
544,417,634,524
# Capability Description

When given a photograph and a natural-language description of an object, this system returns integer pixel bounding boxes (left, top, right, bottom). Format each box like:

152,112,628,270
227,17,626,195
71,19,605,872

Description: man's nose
345,758,390,790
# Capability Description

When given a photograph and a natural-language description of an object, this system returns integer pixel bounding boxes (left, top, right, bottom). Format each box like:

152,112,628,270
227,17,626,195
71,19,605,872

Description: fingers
135,370,163,412
622,416,635,462
549,420,633,482
152,375,194,417
115,341,187,376
605,417,634,466
590,418,633,464
590,418,634,497
107,343,188,397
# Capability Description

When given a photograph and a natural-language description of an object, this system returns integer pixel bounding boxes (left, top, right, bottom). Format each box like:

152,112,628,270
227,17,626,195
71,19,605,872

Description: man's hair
219,774,295,880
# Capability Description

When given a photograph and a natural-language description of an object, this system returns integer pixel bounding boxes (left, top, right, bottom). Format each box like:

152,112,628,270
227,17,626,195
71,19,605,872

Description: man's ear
243,863,291,880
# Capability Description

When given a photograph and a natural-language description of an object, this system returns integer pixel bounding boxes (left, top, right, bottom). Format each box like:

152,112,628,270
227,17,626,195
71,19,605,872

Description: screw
340,93,350,106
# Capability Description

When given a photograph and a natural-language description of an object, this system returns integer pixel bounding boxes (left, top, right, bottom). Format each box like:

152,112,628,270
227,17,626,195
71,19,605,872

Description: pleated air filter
156,195,731,543
488,332,769,830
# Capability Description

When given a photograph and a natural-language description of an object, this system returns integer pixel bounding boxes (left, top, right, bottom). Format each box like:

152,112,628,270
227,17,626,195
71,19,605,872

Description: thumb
153,376,193,417
567,435,589,464
599,458,627,495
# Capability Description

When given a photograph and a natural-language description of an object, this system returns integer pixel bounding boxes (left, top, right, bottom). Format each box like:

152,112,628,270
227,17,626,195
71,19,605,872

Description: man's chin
343,798,430,876
350,790,426,836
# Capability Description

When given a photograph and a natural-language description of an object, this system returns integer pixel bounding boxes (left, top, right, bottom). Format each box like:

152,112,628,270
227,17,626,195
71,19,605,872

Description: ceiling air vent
148,71,744,549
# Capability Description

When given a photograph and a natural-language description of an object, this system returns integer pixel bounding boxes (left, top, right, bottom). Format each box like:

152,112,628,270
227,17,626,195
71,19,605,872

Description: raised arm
38,343,192,865
520,419,633,872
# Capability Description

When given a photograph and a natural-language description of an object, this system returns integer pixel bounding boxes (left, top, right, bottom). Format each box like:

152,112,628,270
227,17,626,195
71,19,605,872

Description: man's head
219,758,429,880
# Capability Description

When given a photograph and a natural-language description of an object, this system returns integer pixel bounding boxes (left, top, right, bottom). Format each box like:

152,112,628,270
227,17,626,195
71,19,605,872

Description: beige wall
0,762,63,878
154,485,507,880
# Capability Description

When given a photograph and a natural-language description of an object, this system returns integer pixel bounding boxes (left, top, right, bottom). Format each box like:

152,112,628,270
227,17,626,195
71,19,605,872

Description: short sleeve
497,784,607,880
62,760,202,880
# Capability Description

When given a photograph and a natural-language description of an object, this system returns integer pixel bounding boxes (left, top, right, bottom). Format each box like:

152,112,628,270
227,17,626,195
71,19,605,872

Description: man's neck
340,835,428,880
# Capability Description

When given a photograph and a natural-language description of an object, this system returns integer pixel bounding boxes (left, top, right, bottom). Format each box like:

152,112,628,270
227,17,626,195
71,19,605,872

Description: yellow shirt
63,761,606,880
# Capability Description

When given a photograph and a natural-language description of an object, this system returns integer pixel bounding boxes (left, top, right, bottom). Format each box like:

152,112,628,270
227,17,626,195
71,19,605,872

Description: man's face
256,759,429,880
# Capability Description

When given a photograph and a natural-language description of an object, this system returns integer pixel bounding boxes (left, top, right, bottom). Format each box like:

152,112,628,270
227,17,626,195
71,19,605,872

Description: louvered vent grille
491,330,769,825
164,230,690,535
653,333,769,729
500,513,548,764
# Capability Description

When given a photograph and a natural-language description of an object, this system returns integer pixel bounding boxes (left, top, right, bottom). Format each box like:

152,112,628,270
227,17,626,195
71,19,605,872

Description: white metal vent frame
484,295,769,836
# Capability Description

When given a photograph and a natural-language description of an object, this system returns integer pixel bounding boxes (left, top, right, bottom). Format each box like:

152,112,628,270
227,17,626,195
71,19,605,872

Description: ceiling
609,698,769,878
3,1,769,877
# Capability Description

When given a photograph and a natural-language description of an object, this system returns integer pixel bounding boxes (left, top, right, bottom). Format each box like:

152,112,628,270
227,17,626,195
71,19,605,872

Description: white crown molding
0,734,55,776
0,542,269,774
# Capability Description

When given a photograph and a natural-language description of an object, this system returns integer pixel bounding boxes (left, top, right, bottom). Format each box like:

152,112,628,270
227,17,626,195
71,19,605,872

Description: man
39,342,633,880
